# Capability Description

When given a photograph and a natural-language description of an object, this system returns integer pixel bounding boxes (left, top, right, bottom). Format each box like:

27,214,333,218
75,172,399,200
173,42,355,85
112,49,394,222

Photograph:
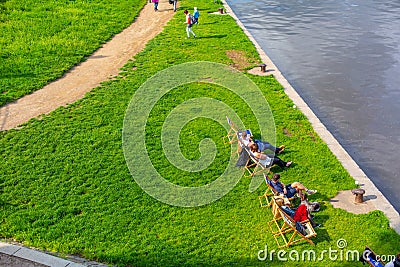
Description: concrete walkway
221,0,400,234
0,241,107,267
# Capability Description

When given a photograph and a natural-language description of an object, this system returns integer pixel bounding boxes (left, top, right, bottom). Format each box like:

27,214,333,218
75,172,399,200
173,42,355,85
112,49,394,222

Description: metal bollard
351,188,365,203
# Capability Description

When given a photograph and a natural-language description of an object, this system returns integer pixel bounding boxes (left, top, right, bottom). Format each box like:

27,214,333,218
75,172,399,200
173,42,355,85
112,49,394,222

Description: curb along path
0,1,174,131
221,0,400,234
0,242,98,267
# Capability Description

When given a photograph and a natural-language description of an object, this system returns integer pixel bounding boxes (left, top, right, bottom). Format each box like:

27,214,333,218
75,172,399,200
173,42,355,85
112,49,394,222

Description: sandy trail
0,1,175,131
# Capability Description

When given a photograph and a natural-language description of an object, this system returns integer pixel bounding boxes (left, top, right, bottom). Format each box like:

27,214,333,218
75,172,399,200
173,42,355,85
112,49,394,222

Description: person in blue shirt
270,173,317,198
193,7,200,24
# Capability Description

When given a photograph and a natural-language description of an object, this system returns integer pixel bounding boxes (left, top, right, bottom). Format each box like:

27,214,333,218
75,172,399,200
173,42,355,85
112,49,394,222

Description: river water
226,0,400,212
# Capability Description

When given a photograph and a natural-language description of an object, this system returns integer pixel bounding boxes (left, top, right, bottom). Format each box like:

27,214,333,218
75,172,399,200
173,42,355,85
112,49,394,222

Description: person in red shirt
293,194,320,228
183,9,196,38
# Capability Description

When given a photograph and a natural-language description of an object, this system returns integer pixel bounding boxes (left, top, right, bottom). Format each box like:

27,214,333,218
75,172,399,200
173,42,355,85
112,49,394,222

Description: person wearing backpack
183,9,196,38
193,7,200,24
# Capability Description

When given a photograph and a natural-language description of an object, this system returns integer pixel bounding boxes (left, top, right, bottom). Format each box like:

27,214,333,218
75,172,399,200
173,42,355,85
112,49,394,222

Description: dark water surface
226,0,400,212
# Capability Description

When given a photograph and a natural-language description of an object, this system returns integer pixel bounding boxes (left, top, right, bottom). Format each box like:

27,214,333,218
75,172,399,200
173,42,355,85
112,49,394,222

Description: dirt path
0,1,175,131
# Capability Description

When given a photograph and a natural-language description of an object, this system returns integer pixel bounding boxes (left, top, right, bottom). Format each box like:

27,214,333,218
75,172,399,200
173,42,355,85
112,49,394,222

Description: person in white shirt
241,131,285,154
249,143,292,168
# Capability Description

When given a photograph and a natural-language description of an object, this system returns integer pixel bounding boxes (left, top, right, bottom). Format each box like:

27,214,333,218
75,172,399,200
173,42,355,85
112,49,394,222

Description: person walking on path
152,0,159,11
183,9,196,38
193,7,200,24
173,0,178,12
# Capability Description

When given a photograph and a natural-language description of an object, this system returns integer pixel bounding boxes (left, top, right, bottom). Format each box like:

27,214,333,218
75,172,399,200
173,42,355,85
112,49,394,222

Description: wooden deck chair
243,149,271,177
267,205,316,248
235,129,253,156
266,197,286,236
360,246,386,267
223,116,239,144
270,196,284,220
258,174,277,207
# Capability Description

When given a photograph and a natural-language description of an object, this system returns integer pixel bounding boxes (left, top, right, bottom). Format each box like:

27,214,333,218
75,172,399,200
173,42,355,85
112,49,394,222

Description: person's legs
308,216,320,228
291,182,317,195
173,0,177,11
256,140,284,154
256,140,276,153
186,26,190,37
268,155,291,168
285,185,298,198
154,2,158,10
291,182,307,191
187,25,196,37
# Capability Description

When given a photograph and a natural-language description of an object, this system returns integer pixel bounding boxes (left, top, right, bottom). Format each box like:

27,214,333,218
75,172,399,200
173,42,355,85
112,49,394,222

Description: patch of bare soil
283,128,292,137
0,0,175,131
226,50,257,71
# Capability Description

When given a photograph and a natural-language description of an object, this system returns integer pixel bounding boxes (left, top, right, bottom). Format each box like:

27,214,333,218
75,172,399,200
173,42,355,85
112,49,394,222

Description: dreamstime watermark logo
258,239,358,262
122,62,276,207
257,238,396,263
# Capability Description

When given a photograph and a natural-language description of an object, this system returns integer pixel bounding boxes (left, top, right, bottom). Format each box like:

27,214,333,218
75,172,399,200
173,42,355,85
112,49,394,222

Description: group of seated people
240,131,292,168
236,129,321,228
270,173,321,229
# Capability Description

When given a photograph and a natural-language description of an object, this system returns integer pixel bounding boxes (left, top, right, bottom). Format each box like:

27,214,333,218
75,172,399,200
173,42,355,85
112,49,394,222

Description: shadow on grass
0,199,16,207
156,8,174,12
197,34,227,39
314,225,331,245
198,21,218,25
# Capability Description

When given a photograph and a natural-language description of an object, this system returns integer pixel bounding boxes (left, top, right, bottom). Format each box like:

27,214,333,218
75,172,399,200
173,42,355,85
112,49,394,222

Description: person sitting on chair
294,194,321,228
270,173,317,199
249,143,292,168
275,197,295,217
241,132,285,154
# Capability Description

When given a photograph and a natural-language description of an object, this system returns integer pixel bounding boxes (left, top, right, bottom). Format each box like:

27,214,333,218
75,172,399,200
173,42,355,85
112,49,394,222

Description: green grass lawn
0,0,146,107
0,0,399,266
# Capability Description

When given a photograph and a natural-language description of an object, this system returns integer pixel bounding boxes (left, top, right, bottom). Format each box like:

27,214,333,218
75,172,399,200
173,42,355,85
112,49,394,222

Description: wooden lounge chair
270,196,285,220
223,116,239,144
258,174,278,207
267,202,316,248
360,246,386,267
235,129,253,156
243,148,271,177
